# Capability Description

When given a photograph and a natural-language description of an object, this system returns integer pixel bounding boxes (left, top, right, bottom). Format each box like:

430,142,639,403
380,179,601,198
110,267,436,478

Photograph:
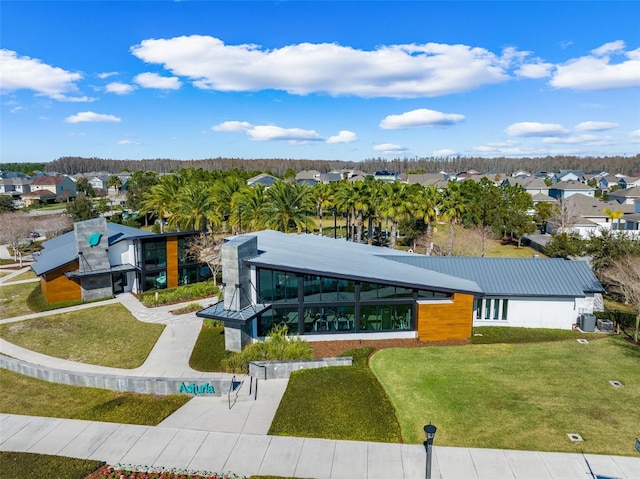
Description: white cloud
432,149,457,157
211,121,253,132
550,41,640,90
374,143,408,155
516,62,553,79
247,125,323,142
574,121,619,132
326,130,357,144
0,49,91,101
65,111,121,123
629,129,640,143
134,72,182,90
473,143,544,156
591,40,625,57
130,35,519,98
505,122,569,137
10,106,24,114
380,108,465,129
97,72,119,79
117,140,140,145
105,82,136,95
541,134,615,146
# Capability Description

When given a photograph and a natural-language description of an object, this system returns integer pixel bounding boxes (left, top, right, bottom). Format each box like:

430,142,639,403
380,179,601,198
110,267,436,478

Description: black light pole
424,423,437,479
332,207,337,239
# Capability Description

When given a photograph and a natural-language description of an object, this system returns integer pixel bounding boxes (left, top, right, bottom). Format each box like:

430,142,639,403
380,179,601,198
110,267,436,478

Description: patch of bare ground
310,338,469,358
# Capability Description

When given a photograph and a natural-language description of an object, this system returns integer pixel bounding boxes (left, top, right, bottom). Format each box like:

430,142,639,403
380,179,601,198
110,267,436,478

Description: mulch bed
310,337,469,358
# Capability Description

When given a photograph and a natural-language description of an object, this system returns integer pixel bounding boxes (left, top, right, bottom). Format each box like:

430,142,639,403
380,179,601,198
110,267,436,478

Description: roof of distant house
30,175,69,186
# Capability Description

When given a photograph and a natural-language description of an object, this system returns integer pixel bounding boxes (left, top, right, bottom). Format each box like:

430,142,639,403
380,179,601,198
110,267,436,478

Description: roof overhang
65,263,136,279
197,302,272,325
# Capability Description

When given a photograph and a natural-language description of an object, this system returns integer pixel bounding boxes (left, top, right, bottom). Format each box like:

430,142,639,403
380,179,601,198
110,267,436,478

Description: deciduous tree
599,256,640,342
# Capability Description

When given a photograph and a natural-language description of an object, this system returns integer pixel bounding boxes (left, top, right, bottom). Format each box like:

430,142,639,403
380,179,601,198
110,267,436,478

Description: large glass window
259,269,298,303
254,267,453,336
258,307,298,336
143,240,166,268
144,271,167,290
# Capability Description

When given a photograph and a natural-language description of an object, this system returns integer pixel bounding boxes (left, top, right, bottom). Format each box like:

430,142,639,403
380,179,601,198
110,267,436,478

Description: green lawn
370,336,640,455
189,321,228,371
0,369,190,425
0,282,40,319
3,269,37,282
0,452,103,479
0,303,164,368
470,326,609,344
269,348,403,443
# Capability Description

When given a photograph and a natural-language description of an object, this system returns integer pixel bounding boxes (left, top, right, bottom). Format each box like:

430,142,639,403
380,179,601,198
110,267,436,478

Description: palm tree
211,175,247,233
141,174,182,233
334,181,357,241
602,208,624,231
414,185,440,255
263,181,315,233
380,182,412,249
440,181,465,256
312,182,334,236
231,184,267,232
172,181,217,231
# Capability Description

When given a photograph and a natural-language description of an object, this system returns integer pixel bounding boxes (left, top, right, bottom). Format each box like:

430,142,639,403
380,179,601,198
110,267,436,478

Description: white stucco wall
108,241,135,267
474,296,581,330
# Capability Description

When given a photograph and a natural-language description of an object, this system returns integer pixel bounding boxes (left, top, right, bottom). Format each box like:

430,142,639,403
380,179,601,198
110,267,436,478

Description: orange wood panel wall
41,260,81,304
416,293,474,342
166,235,178,289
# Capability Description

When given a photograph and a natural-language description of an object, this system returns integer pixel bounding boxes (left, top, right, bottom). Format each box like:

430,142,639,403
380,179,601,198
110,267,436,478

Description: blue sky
1,1,639,164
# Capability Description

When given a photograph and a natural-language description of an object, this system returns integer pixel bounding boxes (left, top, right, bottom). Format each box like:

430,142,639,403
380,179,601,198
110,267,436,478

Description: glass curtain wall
256,267,451,336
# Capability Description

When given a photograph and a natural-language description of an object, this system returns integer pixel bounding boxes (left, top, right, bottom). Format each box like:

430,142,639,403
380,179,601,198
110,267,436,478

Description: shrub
222,324,314,373
139,281,219,307
595,309,636,328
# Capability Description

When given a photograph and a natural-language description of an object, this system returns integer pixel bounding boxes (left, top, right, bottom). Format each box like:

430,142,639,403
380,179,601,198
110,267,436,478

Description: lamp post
424,423,437,479
332,207,337,239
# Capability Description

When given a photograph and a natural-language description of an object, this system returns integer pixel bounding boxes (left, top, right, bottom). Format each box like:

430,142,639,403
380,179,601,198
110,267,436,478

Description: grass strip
0,303,164,368
0,282,40,319
3,269,37,283
0,368,190,425
189,322,228,371
268,348,402,443
470,326,609,344
0,452,103,479
370,336,640,455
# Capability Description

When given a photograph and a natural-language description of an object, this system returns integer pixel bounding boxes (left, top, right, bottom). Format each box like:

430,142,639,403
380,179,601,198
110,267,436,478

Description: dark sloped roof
31,221,156,276
242,230,482,295
384,256,603,297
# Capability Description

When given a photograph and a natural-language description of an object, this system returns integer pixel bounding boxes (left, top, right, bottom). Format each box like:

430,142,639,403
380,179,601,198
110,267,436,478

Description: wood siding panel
417,293,474,342
166,235,178,289
41,261,81,304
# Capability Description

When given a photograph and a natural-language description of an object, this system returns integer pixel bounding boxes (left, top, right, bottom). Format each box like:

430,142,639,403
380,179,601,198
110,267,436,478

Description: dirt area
310,337,469,358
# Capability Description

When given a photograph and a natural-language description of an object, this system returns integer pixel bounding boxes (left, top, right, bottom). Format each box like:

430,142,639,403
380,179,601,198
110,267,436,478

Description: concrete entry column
221,235,258,351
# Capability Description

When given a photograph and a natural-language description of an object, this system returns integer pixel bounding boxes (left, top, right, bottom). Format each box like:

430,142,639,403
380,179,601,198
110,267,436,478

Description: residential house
545,194,634,238
549,181,595,200
247,173,279,188
88,175,110,191
22,175,76,206
609,186,640,205
558,170,585,182
373,170,399,182
502,177,551,197
31,218,211,304
197,230,603,351
404,173,449,188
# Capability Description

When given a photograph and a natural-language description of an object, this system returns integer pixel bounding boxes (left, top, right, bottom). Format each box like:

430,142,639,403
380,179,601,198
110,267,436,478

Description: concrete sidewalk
2,414,639,479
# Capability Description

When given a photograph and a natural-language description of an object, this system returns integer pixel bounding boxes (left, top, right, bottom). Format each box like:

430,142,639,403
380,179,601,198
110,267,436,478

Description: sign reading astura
178,382,215,395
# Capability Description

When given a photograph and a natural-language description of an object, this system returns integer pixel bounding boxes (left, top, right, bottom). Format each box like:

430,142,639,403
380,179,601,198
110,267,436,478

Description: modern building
198,230,603,351
31,218,211,304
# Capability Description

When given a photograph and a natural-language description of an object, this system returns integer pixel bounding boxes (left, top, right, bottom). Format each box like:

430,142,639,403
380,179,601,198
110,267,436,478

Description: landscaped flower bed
101,464,245,479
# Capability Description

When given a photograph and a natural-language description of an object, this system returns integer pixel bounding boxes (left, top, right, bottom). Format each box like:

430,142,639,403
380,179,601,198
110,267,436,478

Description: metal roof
197,301,271,324
241,230,483,295
384,256,604,297
31,221,155,276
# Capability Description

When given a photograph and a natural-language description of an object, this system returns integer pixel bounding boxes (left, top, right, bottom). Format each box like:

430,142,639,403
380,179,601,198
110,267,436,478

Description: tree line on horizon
1,154,638,177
